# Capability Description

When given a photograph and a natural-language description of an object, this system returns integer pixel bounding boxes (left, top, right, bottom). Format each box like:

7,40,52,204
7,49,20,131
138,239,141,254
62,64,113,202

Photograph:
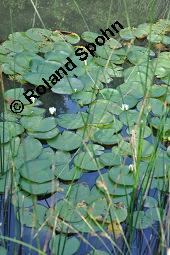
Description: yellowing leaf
107,221,123,239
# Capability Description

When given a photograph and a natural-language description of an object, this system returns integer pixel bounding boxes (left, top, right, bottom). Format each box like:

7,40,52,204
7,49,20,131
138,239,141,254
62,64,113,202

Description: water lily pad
0,247,7,255
137,98,166,117
17,136,42,162
99,152,122,166
119,27,136,40
52,77,84,94
49,234,80,255
18,204,47,228
47,131,82,151
4,87,29,105
71,91,96,105
28,128,59,140
92,129,122,145
96,173,133,196
109,165,135,186
119,110,141,127
19,158,55,183
64,32,80,44
74,151,104,171
81,31,101,43
56,112,88,129
20,178,60,195
12,190,36,208
0,122,24,143
88,198,127,223
66,183,90,204
54,199,87,223
21,116,57,132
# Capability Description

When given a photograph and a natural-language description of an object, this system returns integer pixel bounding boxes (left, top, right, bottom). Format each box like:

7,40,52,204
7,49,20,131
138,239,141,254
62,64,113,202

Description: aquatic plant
0,18,170,254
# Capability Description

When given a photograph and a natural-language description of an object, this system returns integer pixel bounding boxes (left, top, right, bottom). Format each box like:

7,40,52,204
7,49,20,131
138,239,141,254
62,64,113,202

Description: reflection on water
0,0,169,41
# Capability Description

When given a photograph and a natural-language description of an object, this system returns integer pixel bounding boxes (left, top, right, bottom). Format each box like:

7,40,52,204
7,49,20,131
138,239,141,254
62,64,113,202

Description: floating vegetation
0,19,170,254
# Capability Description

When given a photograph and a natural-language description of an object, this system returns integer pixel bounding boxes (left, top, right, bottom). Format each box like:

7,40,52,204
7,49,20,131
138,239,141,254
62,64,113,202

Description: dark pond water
0,1,170,254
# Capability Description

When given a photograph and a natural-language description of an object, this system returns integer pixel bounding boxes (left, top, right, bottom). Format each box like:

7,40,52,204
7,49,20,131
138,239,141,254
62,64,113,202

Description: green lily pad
18,204,47,228
56,112,88,129
19,158,55,183
0,247,7,255
66,183,90,204
20,116,57,132
20,178,60,195
12,190,36,208
28,128,59,140
74,151,105,171
96,173,133,196
81,31,101,43
99,152,122,166
52,77,84,94
71,91,96,105
49,234,80,255
109,165,135,186
47,131,82,151
88,198,127,223
137,98,166,117
54,199,87,223
17,136,42,162
0,122,24,143
92,129,122,145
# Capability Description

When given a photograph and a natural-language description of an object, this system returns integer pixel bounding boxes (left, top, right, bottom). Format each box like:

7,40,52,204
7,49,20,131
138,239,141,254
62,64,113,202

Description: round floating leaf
64,32,80,44
19,158,55,183
4,87,29,105
109,165,135,186
82,143,105,156
28,128,59,140
92,129,122,145
81,31,101,43
25,28,52,41
49,234,80,255
96,173,133,196
47,131,82,151
17,136,42,162
66,183,90,204
19,106,45,117
74,151,105,171
126,125,152,138
21,116,57,132
71,91,96,105
0,122,24,143
0,247,7,255
88,198,127,223
137,98,166,117
133,23,150,39
54,199,87,223
148,84,168,98
54,151,81,181
52,77,84,94
133,211,153,229
99,152,122,166
119,110,142,127
18,204,47,228
57,112,88,129
54,151,71,165
119,27,136,40
55,165,82,181
20,178,60,195
12,190,36,208
144,196,158,208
